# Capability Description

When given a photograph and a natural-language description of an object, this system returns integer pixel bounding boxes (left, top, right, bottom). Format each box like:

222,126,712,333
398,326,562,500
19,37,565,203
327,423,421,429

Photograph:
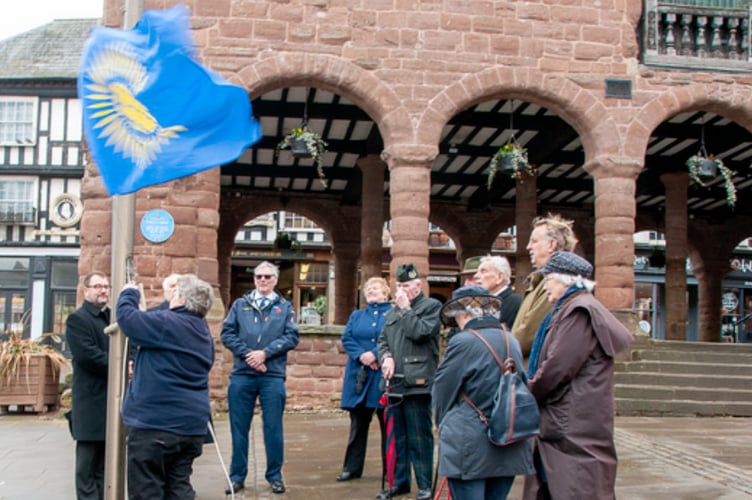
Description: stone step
641,340,752,353
615,360,752,377
615,371,752,390
616,398,752,417
615,384,752,403
632,349,752,364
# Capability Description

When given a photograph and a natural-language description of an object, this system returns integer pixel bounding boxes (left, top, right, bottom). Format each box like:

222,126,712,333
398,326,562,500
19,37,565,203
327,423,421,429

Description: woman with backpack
432,286,534,500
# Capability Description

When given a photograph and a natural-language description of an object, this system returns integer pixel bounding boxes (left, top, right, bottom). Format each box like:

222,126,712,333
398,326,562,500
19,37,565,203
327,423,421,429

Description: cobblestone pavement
0,412,751,499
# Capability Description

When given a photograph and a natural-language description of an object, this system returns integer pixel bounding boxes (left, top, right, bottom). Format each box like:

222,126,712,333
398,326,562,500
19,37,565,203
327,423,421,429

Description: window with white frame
0,179,35,224
0,97,37,146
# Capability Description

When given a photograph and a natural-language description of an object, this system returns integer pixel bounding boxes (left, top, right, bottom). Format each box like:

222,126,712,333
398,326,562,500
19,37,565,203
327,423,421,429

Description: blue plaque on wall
140,209,175,243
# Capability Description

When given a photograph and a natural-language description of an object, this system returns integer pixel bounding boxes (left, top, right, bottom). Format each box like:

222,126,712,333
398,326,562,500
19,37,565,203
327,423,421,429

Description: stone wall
210,325,347,411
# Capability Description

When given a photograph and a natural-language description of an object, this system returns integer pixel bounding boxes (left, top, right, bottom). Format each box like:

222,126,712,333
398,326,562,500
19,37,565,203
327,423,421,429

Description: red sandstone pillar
586,158,640,309
514,170,537,286
333,241,359,324
381,144,435,292
691,254,726,342
661,171,689,341
357,155,387,283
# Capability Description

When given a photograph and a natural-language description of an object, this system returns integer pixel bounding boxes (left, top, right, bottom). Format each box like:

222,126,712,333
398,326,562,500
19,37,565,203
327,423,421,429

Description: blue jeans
228,374,286,483
448,476,514,500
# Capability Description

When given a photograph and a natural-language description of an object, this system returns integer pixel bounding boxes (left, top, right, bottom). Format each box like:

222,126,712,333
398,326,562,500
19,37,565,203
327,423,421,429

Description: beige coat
511,272,553,357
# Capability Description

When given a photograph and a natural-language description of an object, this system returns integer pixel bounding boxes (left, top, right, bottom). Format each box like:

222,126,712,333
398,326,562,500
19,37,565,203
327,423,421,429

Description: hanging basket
696,158,717,178
290,137,312,158
499,155,518,174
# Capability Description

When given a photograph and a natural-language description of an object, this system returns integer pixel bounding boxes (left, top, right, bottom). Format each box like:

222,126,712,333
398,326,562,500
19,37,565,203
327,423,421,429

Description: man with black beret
376,264,442,500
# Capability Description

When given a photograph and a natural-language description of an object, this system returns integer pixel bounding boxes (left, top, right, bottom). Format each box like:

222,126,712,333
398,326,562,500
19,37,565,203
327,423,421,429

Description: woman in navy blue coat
336,277,392,482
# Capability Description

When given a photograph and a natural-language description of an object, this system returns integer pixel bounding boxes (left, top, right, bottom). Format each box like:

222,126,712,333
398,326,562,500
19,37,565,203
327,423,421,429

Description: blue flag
78,4,261,196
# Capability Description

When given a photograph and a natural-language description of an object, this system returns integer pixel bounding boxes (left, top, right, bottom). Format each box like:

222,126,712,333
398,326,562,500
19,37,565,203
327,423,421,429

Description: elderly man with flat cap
376,264,442,500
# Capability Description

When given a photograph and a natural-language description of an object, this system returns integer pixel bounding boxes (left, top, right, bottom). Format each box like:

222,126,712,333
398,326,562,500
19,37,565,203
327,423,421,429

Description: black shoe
270,480,286,494
225,481,244,495
336,471,361,481
416,488,432,500
375,484,410,499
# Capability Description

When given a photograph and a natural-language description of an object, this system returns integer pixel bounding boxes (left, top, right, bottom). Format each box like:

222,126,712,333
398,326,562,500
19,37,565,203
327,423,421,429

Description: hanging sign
140,208,174,243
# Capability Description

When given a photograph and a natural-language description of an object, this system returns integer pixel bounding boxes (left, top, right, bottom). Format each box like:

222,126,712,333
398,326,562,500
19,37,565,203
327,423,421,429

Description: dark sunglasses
255,274,275,280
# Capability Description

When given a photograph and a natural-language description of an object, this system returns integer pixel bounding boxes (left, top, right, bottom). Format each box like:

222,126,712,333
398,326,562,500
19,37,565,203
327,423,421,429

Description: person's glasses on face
88,284,110,291
255,274,274,280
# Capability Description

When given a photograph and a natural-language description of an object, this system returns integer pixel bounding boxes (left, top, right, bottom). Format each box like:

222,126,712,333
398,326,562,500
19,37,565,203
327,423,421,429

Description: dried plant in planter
0,331,68,388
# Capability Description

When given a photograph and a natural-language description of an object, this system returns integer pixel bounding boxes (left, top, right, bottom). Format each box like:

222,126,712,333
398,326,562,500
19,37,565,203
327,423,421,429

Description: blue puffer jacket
220,291,299,379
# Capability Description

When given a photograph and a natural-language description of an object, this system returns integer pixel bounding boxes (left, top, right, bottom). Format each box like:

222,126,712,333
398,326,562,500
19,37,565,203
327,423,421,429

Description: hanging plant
486,140,536,187
276,125,328,188
686,153,737,209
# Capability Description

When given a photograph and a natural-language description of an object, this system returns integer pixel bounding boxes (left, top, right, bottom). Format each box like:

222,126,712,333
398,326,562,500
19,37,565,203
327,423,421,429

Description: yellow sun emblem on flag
83,43,187,169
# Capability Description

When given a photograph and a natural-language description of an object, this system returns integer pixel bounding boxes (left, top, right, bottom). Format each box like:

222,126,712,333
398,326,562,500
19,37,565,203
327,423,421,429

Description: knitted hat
459,256,483,275
396,263,420,282
540,251,593,277
439,285,501,327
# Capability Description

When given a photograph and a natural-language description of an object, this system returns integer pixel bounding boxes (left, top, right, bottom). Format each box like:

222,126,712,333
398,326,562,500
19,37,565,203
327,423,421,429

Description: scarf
527,285,582,377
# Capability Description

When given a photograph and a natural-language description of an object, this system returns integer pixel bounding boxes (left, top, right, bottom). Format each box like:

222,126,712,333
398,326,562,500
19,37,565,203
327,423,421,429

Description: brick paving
1,412,751,500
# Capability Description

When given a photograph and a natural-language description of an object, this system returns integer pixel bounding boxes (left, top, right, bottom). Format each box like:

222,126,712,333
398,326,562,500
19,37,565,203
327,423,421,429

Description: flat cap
540,251,593,277
396,263,420,282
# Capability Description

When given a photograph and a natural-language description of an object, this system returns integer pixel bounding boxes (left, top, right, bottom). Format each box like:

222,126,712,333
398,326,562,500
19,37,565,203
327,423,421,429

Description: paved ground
1,410,751,499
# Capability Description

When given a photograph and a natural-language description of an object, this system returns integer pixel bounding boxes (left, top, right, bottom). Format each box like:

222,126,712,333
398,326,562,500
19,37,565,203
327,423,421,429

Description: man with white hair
474,255,522,329
221,261,299,496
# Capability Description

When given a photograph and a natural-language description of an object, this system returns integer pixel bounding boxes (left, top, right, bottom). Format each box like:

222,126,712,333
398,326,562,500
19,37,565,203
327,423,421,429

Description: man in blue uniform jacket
221,261,300,496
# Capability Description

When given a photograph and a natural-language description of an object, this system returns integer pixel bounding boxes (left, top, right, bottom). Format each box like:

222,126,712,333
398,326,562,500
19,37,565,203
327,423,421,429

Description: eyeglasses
87,284,111,290
255,274,275,280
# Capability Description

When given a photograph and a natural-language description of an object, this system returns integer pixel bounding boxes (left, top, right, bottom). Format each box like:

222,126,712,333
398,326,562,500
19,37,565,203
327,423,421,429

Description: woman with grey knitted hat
523,251,633,500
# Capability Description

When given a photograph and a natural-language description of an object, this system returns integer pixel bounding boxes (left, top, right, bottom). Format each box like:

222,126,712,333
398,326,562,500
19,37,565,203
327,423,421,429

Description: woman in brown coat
523,252,633,500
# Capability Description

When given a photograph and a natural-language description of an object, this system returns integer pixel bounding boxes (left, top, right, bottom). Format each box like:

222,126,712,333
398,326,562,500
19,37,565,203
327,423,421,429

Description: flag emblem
84,43,187,170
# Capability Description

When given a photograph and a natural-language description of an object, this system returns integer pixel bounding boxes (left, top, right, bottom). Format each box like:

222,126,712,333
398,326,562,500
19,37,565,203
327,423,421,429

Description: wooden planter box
0,354,60,413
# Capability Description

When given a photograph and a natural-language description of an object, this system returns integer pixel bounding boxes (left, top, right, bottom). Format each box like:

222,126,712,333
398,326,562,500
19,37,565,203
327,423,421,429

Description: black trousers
127,428,204,500
76,440,105,500
342,405,386,476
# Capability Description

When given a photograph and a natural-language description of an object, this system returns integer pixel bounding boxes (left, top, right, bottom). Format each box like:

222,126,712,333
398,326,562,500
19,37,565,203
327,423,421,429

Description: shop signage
731,258,752,273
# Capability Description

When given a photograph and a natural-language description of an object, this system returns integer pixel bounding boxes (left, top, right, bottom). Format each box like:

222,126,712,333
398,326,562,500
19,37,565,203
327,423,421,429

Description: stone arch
430,204,515,262
628,83,752,158
230,53,414,146
217,193,360,314
417,67,622,164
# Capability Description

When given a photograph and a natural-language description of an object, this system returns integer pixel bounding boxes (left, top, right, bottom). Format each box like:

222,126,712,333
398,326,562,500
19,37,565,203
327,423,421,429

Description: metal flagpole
103,2,143,498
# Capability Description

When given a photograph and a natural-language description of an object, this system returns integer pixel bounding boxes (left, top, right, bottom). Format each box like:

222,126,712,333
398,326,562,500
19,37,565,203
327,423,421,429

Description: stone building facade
79,1,752,407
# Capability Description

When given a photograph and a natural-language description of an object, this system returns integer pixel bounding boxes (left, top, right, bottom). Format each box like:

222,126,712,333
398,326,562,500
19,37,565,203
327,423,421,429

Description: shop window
0,97,37,146
634,282,655,336
49,260,78,335
298,263,328,283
